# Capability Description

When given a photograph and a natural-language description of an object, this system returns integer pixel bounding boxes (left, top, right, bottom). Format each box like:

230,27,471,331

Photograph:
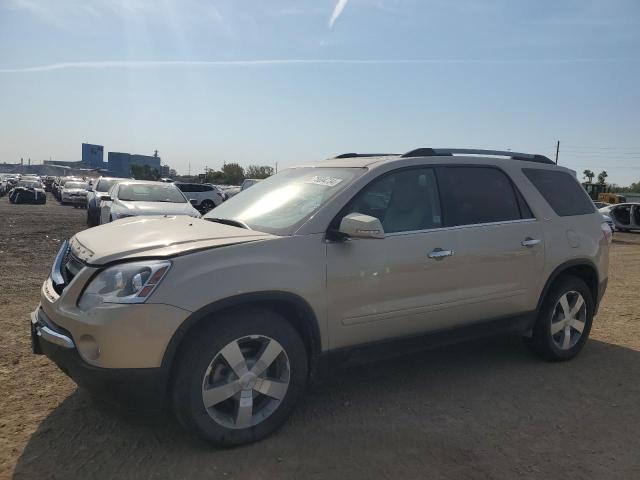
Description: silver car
32,148,610,446
99,180,201,224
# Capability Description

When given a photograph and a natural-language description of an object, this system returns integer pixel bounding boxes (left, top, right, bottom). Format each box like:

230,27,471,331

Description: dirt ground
1,196,639,480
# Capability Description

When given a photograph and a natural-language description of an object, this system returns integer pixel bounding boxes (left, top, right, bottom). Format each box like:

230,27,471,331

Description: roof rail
401,148,555,165
332,153,398,159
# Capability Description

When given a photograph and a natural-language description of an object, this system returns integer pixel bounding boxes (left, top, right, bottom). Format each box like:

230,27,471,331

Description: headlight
78,260,171,309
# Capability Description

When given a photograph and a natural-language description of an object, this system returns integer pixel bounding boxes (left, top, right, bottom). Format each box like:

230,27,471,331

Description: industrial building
39,143,168,177
81,143,104,168
107,151,161,177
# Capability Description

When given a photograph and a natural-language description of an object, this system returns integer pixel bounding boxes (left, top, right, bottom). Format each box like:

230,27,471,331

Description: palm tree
582,169,595,183
597,171,608,185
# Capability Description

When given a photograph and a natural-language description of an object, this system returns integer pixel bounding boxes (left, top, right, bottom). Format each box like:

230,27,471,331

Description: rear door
437,166,545,323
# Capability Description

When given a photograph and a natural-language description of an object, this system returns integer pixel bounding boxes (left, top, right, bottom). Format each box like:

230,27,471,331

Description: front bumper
70,196,87,205
31,307,168,412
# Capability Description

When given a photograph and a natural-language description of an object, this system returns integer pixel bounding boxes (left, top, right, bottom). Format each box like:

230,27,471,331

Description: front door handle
428,248,454,260
521,237,542,247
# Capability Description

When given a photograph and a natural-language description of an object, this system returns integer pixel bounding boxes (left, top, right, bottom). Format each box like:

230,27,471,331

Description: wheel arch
537,259,600,313
161,291,323,373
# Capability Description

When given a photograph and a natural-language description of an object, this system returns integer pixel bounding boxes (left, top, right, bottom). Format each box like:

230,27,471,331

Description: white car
240,178,262,191
599,203,640,232
174,182,223,212
220,185,241,198
100,180,201,224
61,181,89,206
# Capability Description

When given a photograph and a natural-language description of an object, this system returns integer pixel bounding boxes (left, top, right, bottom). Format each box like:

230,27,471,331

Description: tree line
130,163,274,185
583,169,640,193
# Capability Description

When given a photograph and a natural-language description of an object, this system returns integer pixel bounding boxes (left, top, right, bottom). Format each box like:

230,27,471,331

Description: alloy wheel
201,335,291,429
550,291,587,350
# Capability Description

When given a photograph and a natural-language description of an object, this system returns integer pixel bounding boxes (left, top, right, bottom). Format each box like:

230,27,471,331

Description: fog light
78,335,100,361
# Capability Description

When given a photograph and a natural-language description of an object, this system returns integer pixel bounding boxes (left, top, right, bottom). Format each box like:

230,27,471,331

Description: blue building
81,143,104,168
107,151,161,177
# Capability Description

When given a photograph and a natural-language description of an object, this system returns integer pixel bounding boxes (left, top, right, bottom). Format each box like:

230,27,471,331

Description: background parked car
53,177,83,201
0,176,10,197
240,178,262,191
86,177,122,227
220,185,241,198
8,179,46,204
174,182,223,212
599,203,640,231
43,176,56,192
100,180,201,224
60,181,89,206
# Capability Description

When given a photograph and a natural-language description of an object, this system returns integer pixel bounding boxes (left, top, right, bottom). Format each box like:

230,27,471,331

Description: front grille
52,245,85,294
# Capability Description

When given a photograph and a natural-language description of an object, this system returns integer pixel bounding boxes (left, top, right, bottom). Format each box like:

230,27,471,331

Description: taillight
601,222,613,244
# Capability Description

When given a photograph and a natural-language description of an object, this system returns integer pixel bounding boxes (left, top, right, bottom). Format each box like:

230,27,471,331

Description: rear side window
439,167,526,226
523,168,595,216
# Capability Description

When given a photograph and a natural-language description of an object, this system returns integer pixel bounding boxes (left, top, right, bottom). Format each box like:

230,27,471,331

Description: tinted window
202,185,214,191
344,168,442,233
441,167,522,226
523,168,595,216
176,183,191,193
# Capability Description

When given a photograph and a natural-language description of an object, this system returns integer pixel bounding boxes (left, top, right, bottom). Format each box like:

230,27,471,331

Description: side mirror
338,213,385,239
189,199,198,206
101,195,112,202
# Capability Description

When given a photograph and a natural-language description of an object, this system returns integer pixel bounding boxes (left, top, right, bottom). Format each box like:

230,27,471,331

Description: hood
116,201,194,216
71,215,277,265
63,188,87,194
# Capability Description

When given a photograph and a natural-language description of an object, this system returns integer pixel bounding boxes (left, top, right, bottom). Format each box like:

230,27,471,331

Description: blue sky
1,0,639,184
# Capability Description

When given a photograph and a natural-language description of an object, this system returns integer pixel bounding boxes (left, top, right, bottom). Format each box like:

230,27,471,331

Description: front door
326,167,462,349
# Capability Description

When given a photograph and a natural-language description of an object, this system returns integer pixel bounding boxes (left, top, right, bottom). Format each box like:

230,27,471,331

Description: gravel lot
1,196,639,479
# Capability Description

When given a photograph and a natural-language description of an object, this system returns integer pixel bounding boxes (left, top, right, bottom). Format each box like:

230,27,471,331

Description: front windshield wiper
205,217,251,230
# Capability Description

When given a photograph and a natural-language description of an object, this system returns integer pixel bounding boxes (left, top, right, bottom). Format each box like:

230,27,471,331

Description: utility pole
555,141,560,164
275,162,278,173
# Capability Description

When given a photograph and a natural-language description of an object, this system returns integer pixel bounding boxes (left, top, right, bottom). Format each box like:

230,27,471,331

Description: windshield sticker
305,176,344,187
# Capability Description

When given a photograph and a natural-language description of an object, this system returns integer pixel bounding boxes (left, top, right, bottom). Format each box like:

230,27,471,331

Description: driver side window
344,167,442,233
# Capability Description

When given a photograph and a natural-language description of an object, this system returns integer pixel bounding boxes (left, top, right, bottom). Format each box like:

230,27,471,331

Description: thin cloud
0,58,636,73
328,0,349,28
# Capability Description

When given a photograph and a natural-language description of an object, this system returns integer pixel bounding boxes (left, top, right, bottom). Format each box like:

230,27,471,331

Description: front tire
172,308,308,446
526,275,594,361
200,199,215,212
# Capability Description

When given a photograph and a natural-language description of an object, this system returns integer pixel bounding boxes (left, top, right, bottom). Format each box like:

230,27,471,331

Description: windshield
204,167,362,234
60,178,80,186
118,183,186,203
96,179,118,192
65,182,88,189
18,181,40,188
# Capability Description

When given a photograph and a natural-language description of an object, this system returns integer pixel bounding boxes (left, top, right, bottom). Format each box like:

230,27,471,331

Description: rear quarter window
522,168,595,217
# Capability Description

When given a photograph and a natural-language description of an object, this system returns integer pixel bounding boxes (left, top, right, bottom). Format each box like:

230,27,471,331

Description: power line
552,145,640,151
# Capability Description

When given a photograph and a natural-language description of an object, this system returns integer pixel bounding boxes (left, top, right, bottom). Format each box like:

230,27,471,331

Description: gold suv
31,148,611,446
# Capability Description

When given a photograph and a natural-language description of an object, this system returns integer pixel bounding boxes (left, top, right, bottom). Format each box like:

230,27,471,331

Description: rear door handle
521,238,542,247
428,248,454,260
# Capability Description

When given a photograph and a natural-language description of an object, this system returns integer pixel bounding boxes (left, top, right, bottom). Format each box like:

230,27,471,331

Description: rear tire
525,275,594,361
171,308,308,446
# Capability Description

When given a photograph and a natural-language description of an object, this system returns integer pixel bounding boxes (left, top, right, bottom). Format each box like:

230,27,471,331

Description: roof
117,179,176,186
301,148,556,169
